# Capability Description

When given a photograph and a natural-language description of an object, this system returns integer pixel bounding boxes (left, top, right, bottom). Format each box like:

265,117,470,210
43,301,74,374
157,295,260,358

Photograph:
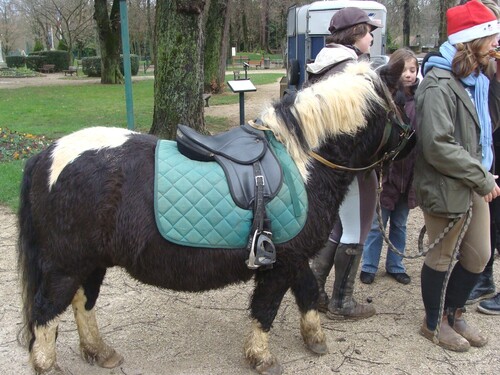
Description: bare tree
94,0,122,83
259,0,270,53
0,0,22,56
128,0,155,59
438,0,456,45
151,0,207,139
204,0,230,93
20,0,94,58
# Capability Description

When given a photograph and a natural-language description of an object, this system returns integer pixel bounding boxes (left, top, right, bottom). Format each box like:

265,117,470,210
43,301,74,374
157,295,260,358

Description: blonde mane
259,62,386,180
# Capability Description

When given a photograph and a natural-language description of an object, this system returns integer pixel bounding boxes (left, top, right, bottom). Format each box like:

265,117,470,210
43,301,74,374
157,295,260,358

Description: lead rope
375,167,473,343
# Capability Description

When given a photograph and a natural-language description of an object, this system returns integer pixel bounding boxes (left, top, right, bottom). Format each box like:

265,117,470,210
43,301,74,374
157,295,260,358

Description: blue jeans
361,199,409,274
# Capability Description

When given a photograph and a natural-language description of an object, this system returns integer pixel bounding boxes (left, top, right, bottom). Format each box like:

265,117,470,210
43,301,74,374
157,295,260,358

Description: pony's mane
259,62,386,180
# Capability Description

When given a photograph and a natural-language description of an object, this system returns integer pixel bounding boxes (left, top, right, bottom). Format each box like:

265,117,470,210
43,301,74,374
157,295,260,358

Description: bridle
309,111,414,172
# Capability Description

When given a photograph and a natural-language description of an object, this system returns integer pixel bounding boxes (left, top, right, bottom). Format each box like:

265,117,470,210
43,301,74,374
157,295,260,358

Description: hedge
82,55,140,77
27,50,71,72
6,56,26,68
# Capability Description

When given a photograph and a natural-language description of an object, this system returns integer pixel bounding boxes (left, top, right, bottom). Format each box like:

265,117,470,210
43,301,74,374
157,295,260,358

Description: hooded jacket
413,67,500,217
304,43,368,87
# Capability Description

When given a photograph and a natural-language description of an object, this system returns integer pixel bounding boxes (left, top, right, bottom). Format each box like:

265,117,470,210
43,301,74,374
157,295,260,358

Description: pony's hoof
97,350,124,369
255,360,283,375
307,341,328,355
35,363,65,375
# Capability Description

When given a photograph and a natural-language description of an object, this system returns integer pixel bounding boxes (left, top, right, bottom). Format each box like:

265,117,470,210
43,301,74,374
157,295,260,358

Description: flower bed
0,127,52,162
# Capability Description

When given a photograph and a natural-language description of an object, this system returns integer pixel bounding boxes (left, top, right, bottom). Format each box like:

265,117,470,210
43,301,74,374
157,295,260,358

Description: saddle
176,124,283,269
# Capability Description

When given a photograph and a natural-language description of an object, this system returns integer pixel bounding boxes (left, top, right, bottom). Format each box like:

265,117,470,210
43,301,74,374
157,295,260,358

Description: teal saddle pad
154,132,308,248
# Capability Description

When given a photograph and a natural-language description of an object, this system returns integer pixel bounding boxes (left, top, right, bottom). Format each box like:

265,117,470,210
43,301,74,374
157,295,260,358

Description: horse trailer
285,0,387,91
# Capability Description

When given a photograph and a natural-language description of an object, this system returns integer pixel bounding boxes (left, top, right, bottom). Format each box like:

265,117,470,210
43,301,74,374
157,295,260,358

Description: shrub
82,54,140,77
57,39,69,51
81,56,101,77
33,39,44,52
6,56,26,68
120,54,140,76
27,50,71,72
26,55,45,71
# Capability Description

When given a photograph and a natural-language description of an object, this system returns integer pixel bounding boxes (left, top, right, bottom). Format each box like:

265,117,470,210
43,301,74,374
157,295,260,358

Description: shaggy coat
18,63,408,375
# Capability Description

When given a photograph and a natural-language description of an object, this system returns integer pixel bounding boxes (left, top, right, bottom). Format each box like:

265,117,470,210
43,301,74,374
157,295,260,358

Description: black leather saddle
176,124,283,209
176,123,283,269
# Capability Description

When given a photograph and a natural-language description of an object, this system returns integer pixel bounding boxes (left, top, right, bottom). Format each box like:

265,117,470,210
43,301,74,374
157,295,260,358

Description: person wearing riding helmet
306,7,382,320
415,0,500,351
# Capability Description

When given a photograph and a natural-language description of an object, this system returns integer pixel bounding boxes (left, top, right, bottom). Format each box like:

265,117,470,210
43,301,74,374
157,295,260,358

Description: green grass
210,73,284,106
0,81,155,137
0,72,284,211
0,159,25,210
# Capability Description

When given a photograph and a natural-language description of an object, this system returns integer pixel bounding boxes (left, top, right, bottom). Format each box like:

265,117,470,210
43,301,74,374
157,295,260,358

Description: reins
374,167,473,343
308,150,389,171
374,167,473,260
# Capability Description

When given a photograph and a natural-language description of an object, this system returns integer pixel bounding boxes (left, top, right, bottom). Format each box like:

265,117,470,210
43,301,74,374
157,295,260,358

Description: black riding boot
467,215,497,304
326,243,376,320
466,266,496,304
419,263,470,351
310,241,338,312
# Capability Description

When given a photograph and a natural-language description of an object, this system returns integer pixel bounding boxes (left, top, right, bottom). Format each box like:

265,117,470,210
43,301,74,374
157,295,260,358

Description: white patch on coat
49,127,137,190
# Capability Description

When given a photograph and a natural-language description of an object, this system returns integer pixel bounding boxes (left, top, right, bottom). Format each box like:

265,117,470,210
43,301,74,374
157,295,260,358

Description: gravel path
1,71,499,375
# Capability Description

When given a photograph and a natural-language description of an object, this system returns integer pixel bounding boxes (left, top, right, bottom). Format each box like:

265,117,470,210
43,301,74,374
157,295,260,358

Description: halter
309,112,414,172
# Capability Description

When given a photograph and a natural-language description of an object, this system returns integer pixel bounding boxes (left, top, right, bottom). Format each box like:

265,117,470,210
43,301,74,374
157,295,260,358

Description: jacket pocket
440,177,471,214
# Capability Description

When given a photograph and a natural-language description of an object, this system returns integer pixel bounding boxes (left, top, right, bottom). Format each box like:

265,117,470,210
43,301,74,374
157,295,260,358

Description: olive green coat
413,67,500,217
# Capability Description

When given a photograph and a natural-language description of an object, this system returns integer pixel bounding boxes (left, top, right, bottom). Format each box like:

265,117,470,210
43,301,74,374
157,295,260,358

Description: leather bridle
309,111,414,172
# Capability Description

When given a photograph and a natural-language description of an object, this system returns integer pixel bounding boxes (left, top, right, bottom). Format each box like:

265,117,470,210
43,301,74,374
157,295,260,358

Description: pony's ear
377,59,405,94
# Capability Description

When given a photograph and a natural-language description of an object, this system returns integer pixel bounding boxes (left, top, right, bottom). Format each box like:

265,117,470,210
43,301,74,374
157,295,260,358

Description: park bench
63,66,78,76
202,93,212,107
39,64,55,74
248,60,262,69
144,63,154,73
271,59,284,68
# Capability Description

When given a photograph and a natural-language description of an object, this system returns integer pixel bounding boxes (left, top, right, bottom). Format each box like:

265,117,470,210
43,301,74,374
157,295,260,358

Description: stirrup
246,230,276,270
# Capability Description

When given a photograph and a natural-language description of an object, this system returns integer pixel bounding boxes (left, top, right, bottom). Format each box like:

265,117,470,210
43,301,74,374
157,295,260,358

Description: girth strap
246,162,276,270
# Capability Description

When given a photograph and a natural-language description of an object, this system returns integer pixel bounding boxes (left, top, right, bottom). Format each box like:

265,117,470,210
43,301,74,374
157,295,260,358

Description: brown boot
419,317,470,352
326,243,375,320
452,309,488,347
310,241,338,313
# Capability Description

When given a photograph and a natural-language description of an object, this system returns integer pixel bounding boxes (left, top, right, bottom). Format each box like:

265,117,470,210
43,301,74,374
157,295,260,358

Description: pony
17,62,411,375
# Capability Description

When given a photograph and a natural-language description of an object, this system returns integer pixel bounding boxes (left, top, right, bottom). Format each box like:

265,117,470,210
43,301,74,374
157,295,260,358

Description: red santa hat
446,0,499,45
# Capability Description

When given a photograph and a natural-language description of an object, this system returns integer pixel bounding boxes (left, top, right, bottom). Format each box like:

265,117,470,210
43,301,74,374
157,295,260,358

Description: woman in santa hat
415,0,500,351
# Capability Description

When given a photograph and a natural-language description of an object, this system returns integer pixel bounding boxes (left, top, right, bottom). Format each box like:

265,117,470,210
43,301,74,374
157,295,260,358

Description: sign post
227,79,257,125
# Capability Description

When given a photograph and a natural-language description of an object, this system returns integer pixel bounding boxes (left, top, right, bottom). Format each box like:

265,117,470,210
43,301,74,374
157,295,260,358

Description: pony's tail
17,154,42,348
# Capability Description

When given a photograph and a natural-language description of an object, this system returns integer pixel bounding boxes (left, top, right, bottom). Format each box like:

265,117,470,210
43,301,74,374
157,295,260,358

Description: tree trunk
151,0,207,139
204,0,230,94
242,6,248,52
260,0,270,53
438,0,454,46
94,0,123,84
403,0,410,47
147,0,155,63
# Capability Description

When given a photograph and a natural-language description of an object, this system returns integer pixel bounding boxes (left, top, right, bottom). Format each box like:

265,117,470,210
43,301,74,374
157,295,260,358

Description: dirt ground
1,73,500,375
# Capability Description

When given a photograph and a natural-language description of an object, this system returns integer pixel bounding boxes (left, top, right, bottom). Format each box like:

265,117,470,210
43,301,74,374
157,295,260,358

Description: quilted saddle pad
154,132,308,248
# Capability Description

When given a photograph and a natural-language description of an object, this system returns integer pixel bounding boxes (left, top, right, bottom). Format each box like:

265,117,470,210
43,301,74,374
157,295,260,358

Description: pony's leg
244,271,289,375
30,275,79,374
71,268,124,368
31,318,63,374
290,263,328,354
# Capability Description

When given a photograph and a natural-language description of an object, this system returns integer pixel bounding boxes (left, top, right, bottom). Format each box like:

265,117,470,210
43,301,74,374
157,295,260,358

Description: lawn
0,72,284,211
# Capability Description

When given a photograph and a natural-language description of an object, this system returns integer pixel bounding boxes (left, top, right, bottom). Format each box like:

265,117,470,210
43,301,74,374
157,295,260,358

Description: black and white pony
18,63,410,375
